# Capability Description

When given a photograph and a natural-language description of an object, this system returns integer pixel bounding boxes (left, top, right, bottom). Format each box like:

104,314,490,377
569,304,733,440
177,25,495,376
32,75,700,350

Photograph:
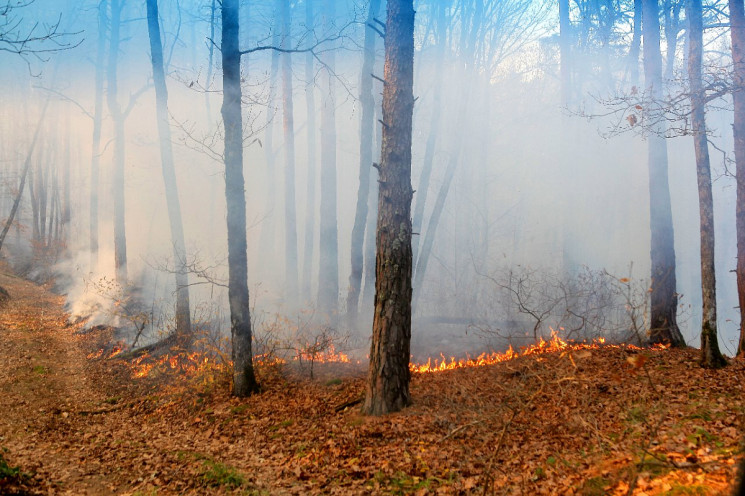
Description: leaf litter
0,271,742,495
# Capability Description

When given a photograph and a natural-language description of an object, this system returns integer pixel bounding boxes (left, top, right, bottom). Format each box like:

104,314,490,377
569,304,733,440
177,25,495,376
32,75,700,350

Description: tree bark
642,0,685,347
346,0,382,325
317,0,339,317
687,0,726,368
88,0,106,272
363,0,415,416
222,0,259,397
730,0,745,357
279,0,299,303
146,0,192,337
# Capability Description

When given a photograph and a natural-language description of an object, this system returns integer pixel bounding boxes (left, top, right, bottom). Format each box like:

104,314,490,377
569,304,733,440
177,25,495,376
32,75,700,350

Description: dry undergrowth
0,270,742,495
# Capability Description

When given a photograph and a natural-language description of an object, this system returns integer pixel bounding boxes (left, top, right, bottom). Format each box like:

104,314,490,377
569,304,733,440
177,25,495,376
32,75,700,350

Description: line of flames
88,331,670,380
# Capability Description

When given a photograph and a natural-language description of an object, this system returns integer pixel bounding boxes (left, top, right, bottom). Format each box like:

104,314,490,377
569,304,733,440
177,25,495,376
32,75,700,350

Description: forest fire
409,331,667,374
128,351,212,379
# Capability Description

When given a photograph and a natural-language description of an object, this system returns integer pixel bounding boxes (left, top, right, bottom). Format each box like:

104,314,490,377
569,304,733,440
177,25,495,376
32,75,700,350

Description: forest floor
0,269,743,495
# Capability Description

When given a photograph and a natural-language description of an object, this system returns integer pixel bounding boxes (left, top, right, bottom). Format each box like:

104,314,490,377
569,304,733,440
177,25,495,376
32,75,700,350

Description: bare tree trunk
301,0,317,302
411,0,446,271
642,0,685,346
89,0,107,273
222,0,259,397
108,0,128,283
0,103,48,253
362,102,382,309
146,0,192,337
280,0,299,303
346,0,382,325
205,0,217,126
730,0,745,356
317,0,339,317
363,0,415,416
257,22,281,276
687,0,726,368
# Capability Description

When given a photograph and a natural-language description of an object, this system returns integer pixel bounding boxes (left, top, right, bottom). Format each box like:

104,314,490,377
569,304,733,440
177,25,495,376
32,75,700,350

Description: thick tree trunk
363,0,415,416
346,0,382,325
301,0,317,303
222,0,259,397
688,0,726,368
146,0,192,337
280,0,299,303
730,0,745,357
317,0,339,317
642,0,685,347
108,0,128,283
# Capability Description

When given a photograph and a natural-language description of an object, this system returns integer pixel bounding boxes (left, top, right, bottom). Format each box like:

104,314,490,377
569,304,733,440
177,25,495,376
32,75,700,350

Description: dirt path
0,271,122,494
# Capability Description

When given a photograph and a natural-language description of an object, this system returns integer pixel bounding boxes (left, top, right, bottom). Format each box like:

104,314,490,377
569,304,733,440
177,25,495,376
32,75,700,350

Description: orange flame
410,331,649,374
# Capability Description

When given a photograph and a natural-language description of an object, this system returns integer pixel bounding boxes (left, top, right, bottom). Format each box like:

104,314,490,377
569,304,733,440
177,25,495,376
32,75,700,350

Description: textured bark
642,0,685,347
279,0,299,303
146,0,192,337
108,0,128,283
301,0,317,302
346,0,382,324
222,0,259,397
363,0,415,416
730,0,745,357
687,0,725,368
317,0,339,316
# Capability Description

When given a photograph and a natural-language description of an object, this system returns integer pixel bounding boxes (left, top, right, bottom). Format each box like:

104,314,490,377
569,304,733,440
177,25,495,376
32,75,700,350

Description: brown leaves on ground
0,270,742,495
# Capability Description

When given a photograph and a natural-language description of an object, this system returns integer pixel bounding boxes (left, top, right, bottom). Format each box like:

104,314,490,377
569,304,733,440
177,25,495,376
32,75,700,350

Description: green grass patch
32,365,48,375
201,459,245,489
324,378,343,386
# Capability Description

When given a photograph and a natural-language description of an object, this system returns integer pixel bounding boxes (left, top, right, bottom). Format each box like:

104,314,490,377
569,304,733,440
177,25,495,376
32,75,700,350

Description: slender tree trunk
317,0,339,317
301,0,317,302
411,0,446,271
280,0,299,303
346,0,382,324
0,104,48,253
89,0,107,273
108,0,128,283
205,0,217,126
222,0,259,397
730,0,745,356
146,0,192,337
688,0,726,368
257,22,281,275
364,0,415,416
642,0,685,346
